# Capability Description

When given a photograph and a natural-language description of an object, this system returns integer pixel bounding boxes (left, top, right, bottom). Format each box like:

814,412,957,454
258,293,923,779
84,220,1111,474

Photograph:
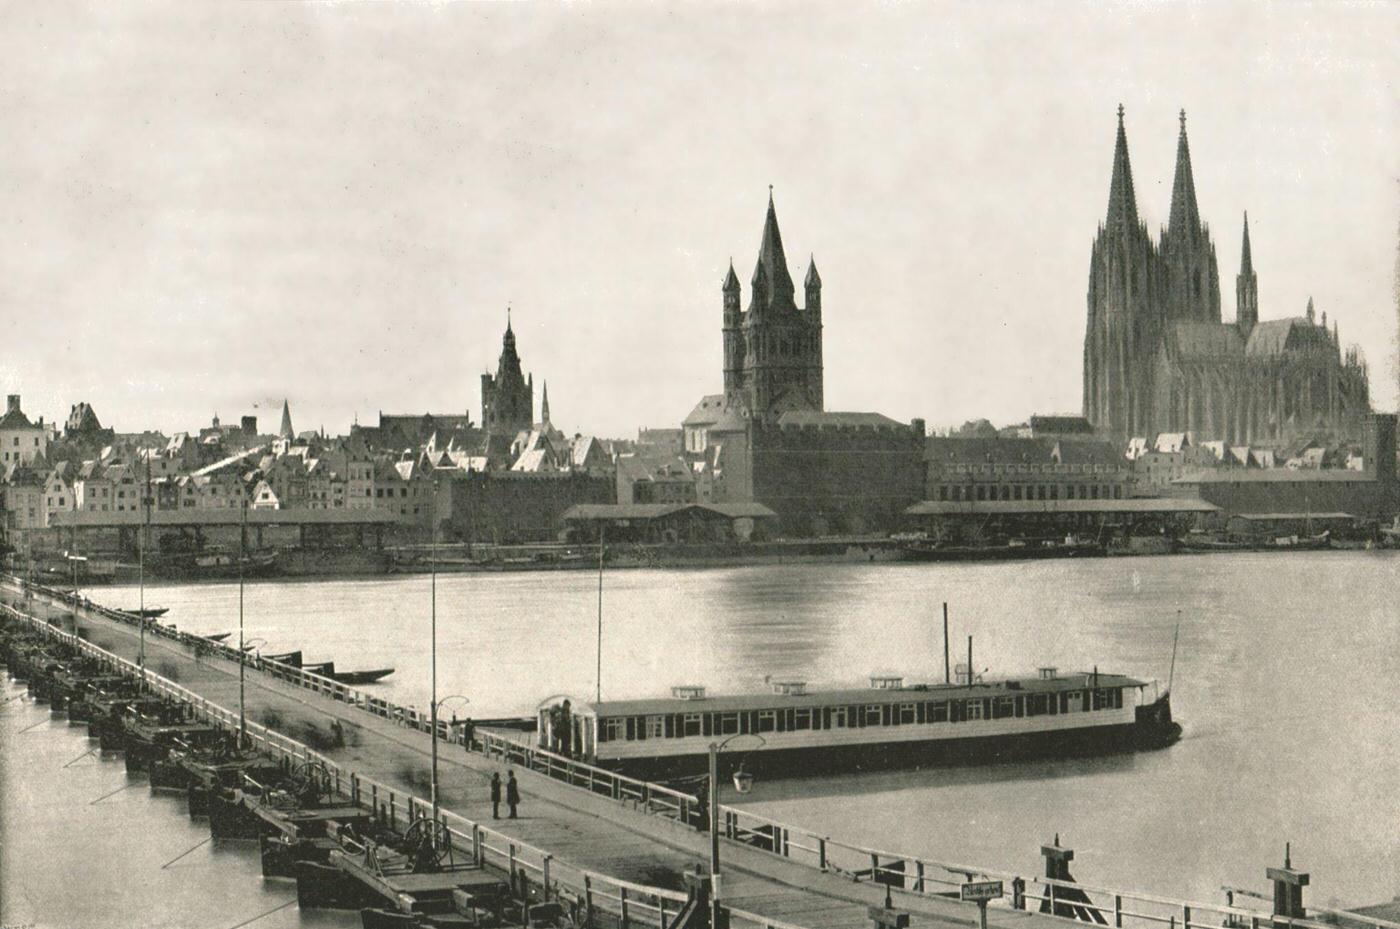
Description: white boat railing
5,575,1390,929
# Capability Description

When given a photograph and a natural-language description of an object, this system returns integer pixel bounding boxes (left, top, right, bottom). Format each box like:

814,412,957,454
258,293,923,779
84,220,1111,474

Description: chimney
6,395,19,415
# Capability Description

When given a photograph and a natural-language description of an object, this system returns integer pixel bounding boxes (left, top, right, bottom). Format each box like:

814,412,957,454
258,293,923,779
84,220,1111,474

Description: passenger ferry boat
536,668,1179,780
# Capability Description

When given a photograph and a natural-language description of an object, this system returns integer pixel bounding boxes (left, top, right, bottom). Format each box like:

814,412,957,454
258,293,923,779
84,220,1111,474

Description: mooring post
1042,834,1073,915
1267,843,1309,925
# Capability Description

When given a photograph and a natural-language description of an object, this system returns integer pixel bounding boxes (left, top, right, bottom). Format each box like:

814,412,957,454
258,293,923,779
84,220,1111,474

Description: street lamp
430,693,470,825
237,498,251,748
708,733,766,925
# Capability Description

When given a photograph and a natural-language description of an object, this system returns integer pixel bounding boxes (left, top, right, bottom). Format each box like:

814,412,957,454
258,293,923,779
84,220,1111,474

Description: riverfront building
1083,108,1370,445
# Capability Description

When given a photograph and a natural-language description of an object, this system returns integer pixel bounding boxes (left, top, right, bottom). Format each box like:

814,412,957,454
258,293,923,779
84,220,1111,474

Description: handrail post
819,837,828,872
542,854,552,902
619,886,629,929
1114,894,1123,927
915,861,925,893
509,842,518,886
472,824,483,866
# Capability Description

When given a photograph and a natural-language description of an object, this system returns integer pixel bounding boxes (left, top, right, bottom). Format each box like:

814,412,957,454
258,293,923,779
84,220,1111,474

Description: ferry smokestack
943,602,950,685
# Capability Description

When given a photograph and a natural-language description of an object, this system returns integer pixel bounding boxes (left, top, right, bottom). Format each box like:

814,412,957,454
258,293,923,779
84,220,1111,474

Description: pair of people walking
489,770,520,820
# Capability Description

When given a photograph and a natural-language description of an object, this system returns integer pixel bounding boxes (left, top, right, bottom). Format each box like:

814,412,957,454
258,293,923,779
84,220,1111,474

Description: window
993,696,1014,719
898,703,916,725
683,713,702,737
717,712,738,735
928,701,948,723
757,710,776,733
865,705,882,727
646,716,664,738
967,700,984,721
794,708,812,730
829,706,848,729
602,718,624,742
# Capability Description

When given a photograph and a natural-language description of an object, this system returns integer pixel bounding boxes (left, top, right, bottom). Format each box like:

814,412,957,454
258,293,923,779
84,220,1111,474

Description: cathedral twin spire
1104,104,1140,235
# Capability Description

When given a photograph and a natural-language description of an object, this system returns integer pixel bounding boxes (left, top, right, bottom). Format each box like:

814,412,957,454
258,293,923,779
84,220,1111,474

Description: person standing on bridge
506,770,520,819
490,772,501,819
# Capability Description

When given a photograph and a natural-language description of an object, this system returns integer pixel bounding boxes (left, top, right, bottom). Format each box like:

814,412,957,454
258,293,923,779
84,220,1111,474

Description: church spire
279,399,294,440
1240,210,1253,275
751,187,795,308
1235,211,1258,336
541,380,551,425
1105,104,1140,234
1167,109,1201,239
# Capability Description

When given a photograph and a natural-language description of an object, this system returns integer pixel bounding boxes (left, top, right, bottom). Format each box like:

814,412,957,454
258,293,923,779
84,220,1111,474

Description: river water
8,552,1397,922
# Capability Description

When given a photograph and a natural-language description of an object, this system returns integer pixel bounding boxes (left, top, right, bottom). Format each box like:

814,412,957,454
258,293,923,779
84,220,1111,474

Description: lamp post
237,498,250,748
428,526,440,827
138,452,152,685
707,733,765,926
431,692,470,822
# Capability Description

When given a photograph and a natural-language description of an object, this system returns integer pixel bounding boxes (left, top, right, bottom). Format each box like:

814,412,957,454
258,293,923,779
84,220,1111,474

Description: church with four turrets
1083,107,1370,446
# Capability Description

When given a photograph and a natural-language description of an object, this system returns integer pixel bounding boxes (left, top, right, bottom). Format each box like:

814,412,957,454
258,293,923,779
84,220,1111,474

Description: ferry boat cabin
537,670,1175,779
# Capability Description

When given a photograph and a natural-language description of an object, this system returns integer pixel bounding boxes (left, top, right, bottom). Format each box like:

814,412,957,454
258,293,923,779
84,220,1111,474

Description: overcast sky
1,1,1396,438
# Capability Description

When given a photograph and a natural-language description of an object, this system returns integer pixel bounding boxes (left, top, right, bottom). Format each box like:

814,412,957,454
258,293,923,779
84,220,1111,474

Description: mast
595,522,605,704
430,522,439,823
138,453,151,685
1168,611,1181,694
942,602,950,685
238,494,247,748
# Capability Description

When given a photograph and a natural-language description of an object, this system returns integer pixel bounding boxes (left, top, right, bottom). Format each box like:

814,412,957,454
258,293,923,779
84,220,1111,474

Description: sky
1,1,1396,438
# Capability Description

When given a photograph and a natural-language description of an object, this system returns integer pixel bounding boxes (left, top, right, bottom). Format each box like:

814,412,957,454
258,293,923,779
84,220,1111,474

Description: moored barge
537,668,1179,780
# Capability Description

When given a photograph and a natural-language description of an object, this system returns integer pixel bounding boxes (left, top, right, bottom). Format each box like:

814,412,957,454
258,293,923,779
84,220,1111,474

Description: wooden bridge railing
0,592,801,929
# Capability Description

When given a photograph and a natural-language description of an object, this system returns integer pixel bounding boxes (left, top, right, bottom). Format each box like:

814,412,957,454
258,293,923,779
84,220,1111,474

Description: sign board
960,880,1004,902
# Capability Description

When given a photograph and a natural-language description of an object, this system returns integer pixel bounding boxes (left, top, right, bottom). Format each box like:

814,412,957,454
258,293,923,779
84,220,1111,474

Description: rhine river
5,552,1396,926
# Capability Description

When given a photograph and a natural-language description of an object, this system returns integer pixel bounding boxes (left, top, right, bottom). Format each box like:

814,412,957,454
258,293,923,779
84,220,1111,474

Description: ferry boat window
1028,694,1048,716
993,696,1014,719
602,717,624,742
865,705,883,727
967,700,984,721
683,713,702,737
780,709,794,732
718,712,739,735
882,705,894,726
794,708,813,730
646,716,664,739
929,701,949,723
627,717,642,740
850,705,865,728
702,713,713,737
899,703,916,725
757,710,776,733
829,706,847,728
1014,696,1025,717
915,702,926,724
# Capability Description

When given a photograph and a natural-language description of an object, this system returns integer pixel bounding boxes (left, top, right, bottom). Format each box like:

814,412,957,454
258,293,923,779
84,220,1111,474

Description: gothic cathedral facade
1083,107,1369,445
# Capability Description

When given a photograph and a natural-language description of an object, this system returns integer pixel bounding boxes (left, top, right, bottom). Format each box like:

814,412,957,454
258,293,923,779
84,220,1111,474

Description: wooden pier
2,576,1395,929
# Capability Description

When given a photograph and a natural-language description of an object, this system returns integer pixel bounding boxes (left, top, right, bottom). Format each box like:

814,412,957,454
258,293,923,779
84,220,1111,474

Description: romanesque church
1083,107,1370,445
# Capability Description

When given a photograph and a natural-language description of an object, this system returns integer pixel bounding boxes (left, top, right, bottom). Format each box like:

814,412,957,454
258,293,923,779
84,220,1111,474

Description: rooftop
906,498,1220,516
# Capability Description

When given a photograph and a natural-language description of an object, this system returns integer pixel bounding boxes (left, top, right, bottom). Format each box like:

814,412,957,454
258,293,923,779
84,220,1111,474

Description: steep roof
1104,105,1139,234
1166,110,1201,240
1239,211,1254,275
682,394,727,427
0,406,35,430
1167,321,1243,358
750,191,795,308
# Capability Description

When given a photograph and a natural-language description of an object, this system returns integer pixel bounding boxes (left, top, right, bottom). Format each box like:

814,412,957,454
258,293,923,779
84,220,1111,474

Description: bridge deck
4,586,1121,929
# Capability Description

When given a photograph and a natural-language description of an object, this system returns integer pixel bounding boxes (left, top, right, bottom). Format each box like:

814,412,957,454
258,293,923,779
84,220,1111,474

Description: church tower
722,192,824,419
1235,212,1258,337
1084,106,1164,441
481,313,534,436
1160,110,1221,322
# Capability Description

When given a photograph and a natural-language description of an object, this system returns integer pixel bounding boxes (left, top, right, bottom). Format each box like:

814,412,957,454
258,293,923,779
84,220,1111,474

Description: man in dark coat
506,771,520,819
489,772,502,819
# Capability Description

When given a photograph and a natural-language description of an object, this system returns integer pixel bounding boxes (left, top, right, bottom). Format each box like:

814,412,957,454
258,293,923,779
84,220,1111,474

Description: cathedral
1082,107,1370,446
